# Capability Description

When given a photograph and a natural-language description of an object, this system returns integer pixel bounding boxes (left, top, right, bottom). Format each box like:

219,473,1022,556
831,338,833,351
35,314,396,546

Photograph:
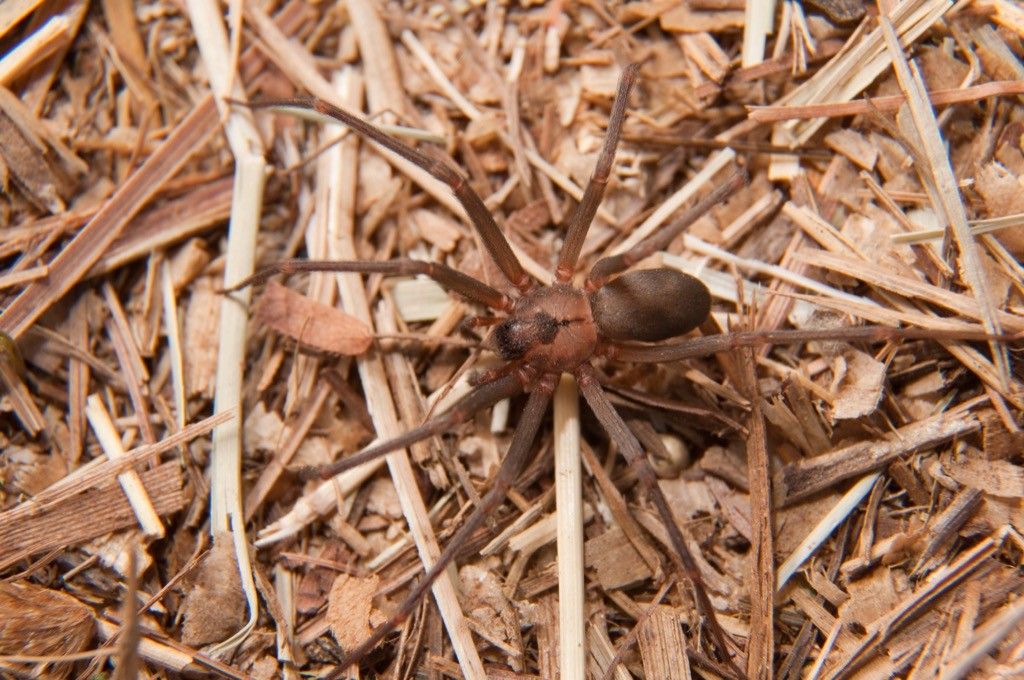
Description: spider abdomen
590,268,711,342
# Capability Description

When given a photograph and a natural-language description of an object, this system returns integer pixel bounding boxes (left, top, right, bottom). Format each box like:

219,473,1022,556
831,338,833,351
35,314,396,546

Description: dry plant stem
575,364,737,673
742,0,776,68
185,0,266,654
321,66,481,678
85,394,165,538
324,384,555,677
376,296,490,677
738,346,773,680
554,374,585,678
158,263,186,435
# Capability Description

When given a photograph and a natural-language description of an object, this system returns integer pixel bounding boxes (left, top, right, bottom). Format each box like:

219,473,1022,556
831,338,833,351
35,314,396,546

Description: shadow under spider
227,64,1005,678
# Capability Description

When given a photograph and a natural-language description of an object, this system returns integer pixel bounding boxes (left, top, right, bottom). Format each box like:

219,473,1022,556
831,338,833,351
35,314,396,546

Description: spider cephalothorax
488,285,596,367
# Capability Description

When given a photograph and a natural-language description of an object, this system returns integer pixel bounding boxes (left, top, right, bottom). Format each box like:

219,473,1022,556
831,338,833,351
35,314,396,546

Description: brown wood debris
1,1,1023,678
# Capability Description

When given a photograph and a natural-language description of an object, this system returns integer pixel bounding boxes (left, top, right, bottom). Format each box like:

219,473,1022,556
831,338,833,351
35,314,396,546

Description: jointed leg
306,373,525,480
586,170,746,291
323,377,555,677
243,98,531,291
555,64,639,282
224,258,512,312
576,363,739,675
603,324,1013,363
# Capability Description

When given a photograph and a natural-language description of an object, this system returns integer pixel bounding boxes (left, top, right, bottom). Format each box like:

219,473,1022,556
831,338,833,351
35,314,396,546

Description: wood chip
327,573,382,650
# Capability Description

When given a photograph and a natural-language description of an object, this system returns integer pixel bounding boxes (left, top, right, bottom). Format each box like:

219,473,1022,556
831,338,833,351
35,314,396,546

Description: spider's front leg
222,257,512,312
555,63,638,282
239,96,532,292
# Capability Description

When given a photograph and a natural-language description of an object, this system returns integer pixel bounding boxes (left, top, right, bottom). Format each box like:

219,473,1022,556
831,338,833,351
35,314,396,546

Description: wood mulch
0,1,1022,678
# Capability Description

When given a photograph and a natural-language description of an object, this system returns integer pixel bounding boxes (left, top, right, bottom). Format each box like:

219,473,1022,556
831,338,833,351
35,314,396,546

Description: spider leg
223,258,512,312
576,363,741,676
586,170,746,291
602,324,1013,363
306,373,525,480
555,63,638,282
324,376,555,677
243,97,531,292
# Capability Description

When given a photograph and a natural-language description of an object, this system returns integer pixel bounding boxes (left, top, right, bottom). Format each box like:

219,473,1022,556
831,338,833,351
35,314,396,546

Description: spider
229,64,1005,677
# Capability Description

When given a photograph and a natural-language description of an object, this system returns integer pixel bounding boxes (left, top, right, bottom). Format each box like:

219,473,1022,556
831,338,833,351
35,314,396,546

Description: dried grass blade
159,262,187,434
878,15,1010,389
322,66,484,679
767,0,952,148
184,0,269,656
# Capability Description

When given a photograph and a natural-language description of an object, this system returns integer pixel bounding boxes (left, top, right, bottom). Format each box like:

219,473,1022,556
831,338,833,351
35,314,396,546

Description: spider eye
492,313,561,360
493,319,530,360
590,268,710,342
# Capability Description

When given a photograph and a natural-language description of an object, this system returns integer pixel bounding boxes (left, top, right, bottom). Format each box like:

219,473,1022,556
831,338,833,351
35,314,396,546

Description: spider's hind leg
575,362,741,676
223,257,512,311
323,377,555,677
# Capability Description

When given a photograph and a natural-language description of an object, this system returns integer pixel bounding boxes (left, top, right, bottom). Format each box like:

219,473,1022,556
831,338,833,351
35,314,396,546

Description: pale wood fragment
554,374,586,680
637,606,691,680
585,526,653,590
85,394,165,538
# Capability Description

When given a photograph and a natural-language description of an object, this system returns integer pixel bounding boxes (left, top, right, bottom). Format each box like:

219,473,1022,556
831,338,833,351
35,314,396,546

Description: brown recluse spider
227,65,1006,677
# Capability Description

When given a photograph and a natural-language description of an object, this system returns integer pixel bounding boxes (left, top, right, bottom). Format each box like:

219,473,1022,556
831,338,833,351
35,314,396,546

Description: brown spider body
230,66,752,677
490,267,712,370
229,62,1006,679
